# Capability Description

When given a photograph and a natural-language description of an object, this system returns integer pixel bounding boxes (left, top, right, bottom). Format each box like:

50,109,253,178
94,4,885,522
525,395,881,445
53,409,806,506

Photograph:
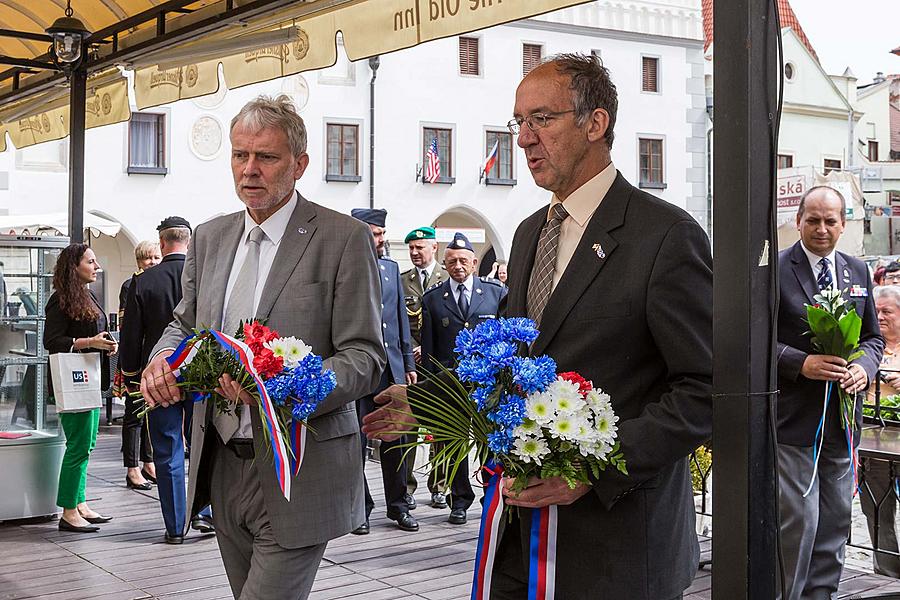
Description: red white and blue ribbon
166,329,304,501
471,460,558,600
803,380,859,498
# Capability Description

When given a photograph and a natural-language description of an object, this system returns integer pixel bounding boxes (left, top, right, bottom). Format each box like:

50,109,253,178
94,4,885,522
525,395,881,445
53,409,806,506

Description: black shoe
351,521,370,535
430,492,448,509
84,514,113,524
125,476,152,490
58,518,99,533
191,514,215,534
393,513,419,532
448,508,467,525
164,532,184,544
404,493,417,510
140,468,157,484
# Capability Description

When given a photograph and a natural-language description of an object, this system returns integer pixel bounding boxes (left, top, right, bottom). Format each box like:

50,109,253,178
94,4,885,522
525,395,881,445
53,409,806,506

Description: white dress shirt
225,193,297,439
419,261,436,288
452,275,473,307
799,241,836,289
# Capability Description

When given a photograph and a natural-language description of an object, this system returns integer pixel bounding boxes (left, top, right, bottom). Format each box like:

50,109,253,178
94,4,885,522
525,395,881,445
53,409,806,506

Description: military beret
351,208,387,227
448,232,474,252
157,216,192,232
404,226,436,244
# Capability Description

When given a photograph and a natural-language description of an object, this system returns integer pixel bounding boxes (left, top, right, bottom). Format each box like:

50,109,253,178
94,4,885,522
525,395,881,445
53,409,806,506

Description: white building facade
0,1,705,312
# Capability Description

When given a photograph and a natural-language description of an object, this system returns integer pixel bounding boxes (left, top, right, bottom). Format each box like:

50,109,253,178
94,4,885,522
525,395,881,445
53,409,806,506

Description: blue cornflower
456,355,498,386
487,429,514,455
471,385,494,412
510,355,557,394
454,328,476,358
490,393,526,428
472,319,504,347
500,317,540,344
264,375,292,405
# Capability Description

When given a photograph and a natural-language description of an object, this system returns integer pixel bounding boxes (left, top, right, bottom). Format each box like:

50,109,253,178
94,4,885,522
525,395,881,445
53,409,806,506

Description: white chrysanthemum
514,418,541,439
574,421,598,445
585,389,612,412
594,412,619,444
526,392,554,425
512,436,551,465
267,336,312,368
548,413,586,441
546,378,583,412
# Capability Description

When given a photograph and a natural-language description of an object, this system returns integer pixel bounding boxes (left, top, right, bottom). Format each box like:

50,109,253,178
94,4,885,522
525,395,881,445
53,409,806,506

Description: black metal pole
67,60,86,244
368,55,380,210
712,0,779,597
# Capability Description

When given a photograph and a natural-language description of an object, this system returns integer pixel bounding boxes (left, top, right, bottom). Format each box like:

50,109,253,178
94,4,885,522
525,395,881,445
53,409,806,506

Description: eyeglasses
885,273,900,282
507,110,576,135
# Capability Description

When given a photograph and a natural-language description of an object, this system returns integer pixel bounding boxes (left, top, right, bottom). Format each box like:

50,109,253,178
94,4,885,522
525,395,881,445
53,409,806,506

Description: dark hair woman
44,244,118,533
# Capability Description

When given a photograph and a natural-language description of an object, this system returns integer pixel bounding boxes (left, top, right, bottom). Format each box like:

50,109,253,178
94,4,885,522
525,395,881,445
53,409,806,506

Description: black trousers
356,372,411,520
122,393,152,467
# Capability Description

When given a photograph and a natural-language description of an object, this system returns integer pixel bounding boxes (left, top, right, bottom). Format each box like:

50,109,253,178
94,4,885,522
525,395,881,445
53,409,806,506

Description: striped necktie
817,257,833,291
526,203,569,326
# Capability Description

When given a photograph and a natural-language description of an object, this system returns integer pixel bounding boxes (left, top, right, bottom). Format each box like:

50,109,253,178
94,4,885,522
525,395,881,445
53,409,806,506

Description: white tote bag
49,352,102,413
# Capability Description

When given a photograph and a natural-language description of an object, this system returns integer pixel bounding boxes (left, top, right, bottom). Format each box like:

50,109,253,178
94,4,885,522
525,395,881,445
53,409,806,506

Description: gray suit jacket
153,193,386,548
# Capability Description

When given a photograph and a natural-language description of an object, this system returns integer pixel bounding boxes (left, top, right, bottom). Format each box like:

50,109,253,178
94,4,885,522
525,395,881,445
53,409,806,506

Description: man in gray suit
141,95,385,600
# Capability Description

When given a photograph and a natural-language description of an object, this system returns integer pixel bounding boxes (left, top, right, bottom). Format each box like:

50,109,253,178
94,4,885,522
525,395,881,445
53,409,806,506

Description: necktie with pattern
817,257,833,291
215,225,266,443
526,203,569,326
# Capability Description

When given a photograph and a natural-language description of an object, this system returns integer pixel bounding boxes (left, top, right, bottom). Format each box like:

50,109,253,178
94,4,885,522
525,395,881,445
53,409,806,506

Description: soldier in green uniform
400,226,448,508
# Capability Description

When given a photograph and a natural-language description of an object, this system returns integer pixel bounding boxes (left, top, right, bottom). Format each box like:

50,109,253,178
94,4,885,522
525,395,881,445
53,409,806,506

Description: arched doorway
432,205,505,278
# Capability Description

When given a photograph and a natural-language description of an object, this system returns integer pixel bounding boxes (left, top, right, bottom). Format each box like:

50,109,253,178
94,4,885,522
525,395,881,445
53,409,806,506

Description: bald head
795,186,846,257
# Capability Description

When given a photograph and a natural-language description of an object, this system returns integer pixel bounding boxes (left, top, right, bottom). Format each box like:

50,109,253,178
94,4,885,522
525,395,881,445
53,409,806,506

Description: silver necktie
215,225,266,443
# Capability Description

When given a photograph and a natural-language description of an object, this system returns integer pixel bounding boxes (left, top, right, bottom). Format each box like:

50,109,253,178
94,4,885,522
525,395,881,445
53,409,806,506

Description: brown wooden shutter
459,37,479,75
642,56,658,92
523,44,542,75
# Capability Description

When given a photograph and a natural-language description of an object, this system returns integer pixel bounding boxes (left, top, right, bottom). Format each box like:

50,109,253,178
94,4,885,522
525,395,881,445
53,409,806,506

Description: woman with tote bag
44,243,118,533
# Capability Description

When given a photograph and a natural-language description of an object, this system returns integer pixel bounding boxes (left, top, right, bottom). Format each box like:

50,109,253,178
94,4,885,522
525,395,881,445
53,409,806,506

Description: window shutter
459,37,479,75
523,44,542,75
642,57,658,92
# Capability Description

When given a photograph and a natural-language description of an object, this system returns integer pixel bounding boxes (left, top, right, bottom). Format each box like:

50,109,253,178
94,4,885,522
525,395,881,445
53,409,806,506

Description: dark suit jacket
421,276,507,373
502,172,713,599
119,253,185,381
378,257,415,385
44,290,111,392
776,241,883,446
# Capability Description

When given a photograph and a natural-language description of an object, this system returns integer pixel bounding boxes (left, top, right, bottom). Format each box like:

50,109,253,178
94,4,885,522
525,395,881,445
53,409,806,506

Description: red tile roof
702,0,819,63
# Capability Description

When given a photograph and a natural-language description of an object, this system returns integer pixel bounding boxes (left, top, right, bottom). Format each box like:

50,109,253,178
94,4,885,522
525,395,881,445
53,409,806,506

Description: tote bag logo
71,370,89,384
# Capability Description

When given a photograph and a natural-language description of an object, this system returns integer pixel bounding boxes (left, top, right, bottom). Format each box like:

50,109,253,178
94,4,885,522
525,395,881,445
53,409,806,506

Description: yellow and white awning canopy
0,0,587,150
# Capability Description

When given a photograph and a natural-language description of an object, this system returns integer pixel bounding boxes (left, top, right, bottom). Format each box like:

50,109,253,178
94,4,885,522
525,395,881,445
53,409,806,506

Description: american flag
425,138,440,183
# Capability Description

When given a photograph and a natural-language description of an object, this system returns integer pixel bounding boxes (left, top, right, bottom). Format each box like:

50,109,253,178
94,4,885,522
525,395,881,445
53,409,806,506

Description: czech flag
481,139,499,182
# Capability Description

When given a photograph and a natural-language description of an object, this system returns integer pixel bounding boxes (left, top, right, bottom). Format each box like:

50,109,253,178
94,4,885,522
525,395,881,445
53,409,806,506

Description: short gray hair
231,94,307,157
875,285,900,307
543,53,618,149
159,226,190,245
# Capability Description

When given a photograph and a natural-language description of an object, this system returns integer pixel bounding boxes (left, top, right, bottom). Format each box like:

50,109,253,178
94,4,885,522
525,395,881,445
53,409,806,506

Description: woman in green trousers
44,243,118,533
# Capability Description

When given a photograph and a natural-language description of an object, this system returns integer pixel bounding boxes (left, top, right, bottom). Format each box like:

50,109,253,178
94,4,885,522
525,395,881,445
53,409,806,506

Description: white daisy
514,418,541,439
512,436,550,465
548,413,585,441
526,392,554,425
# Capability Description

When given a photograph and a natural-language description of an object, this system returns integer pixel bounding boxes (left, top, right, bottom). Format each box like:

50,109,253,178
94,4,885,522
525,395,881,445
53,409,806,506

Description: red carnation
559,371,593,396
253,349,284,380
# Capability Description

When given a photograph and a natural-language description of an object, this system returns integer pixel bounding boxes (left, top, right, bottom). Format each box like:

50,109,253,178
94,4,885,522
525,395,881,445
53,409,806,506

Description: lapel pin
297,227,307,235
592,243,605,259
476,288,482,294
443,292,449,298
843,268,850,282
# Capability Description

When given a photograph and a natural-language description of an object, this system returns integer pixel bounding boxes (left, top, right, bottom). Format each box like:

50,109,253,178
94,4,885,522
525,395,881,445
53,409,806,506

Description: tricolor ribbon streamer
166,329,306,501
802,380,859,498
471,460,558,600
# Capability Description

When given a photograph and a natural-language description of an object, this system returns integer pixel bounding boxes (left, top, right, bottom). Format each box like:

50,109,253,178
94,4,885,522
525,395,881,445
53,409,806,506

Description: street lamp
46,0,91,70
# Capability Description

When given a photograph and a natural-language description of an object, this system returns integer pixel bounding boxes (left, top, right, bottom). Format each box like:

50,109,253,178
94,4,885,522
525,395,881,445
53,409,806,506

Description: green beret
404,227,436,244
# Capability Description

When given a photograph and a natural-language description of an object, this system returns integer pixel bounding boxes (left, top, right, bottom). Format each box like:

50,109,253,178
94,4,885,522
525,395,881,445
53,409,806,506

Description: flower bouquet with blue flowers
409,317,626,493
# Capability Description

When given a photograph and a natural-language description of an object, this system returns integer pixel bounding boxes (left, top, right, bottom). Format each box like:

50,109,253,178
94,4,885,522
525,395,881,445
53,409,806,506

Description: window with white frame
823,158,842,174
325,123,361,182
641,56,659,93
422,127,453,183
638,137,665,188
459,36,480,76
484,131,514,184
128,112,166,174
523,43,543,76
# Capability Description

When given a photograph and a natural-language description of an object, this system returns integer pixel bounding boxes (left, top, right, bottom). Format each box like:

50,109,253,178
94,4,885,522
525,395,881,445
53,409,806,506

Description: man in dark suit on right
365,53,713,599
776,186,883,600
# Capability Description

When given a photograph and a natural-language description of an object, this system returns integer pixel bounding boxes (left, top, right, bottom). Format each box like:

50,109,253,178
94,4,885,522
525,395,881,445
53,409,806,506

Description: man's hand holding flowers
141,349,181,408
502,475,591,508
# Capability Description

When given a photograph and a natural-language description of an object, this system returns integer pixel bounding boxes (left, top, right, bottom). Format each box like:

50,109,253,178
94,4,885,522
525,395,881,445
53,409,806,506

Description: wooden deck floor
2,426,900,599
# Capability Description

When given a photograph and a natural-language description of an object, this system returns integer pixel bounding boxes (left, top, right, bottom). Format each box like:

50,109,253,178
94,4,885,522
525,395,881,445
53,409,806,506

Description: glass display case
0,234,68,521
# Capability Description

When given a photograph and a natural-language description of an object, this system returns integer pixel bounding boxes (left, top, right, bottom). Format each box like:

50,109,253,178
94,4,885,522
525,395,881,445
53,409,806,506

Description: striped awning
0,0,586,149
